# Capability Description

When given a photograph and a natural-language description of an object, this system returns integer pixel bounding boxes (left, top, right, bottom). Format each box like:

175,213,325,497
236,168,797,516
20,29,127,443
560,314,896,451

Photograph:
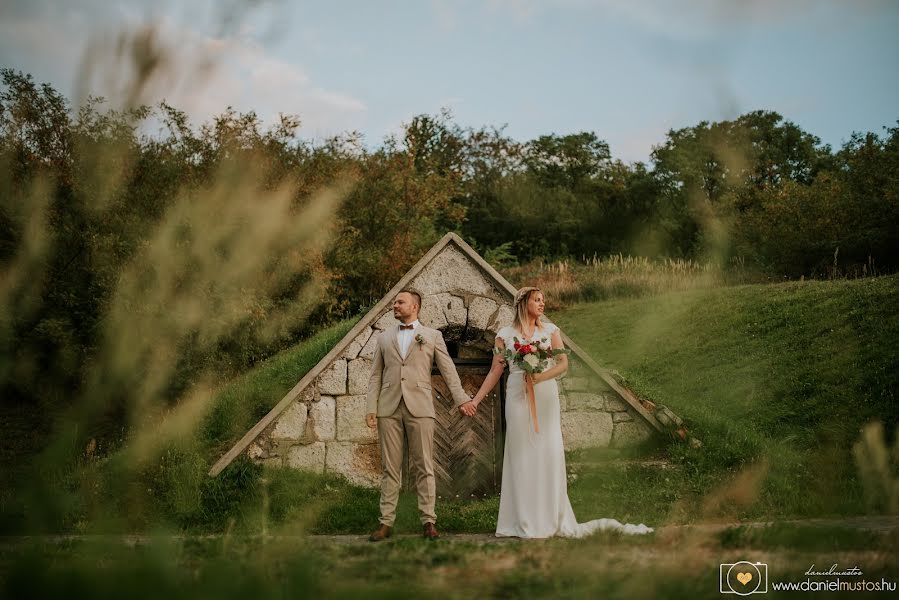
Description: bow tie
399,324,414,330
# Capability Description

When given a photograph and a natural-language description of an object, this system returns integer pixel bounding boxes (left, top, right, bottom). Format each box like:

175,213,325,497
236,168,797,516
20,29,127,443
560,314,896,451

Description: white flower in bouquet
523,353,540,368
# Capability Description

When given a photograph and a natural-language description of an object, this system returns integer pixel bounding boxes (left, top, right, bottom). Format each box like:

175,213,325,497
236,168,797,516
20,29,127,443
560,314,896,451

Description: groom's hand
459,400,477,417
366,413,377,429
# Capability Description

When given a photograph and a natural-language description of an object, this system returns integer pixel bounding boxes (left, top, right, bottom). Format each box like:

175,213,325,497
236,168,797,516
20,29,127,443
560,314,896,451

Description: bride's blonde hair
512,286,543,335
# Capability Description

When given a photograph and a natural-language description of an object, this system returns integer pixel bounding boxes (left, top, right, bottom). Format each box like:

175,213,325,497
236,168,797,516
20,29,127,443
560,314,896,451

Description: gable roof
209,232,664,476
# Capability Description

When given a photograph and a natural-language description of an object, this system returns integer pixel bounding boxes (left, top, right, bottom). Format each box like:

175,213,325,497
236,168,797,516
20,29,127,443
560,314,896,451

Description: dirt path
309,515,899,545
2,515,896,547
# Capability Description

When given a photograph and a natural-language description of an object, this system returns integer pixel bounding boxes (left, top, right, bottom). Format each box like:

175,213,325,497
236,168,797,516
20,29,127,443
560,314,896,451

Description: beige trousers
377,398,436,526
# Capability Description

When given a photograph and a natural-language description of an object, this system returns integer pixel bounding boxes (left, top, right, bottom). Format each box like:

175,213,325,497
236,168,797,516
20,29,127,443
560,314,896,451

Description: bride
463,286,654,538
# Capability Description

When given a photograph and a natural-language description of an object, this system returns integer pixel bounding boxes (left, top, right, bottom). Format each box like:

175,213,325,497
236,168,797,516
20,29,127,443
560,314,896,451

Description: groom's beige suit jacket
366,323,469,417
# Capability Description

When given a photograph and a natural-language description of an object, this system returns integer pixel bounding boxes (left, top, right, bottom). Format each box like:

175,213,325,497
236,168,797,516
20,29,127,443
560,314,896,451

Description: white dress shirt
397,319,420,359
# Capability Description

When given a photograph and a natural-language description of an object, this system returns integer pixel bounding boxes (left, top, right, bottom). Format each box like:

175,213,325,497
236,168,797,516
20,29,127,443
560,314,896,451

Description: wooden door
403,361,504,497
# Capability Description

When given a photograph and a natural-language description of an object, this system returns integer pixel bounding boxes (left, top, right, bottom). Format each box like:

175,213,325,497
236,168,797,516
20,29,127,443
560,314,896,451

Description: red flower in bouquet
495,336,570,375
494,334,572,434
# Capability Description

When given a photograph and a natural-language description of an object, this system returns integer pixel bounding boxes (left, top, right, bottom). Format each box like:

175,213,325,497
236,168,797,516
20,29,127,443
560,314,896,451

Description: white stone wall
557,355,651,450
247,243,656,485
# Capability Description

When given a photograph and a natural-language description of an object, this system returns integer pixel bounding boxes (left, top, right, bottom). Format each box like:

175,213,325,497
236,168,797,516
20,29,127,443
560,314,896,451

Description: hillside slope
554,274,899,517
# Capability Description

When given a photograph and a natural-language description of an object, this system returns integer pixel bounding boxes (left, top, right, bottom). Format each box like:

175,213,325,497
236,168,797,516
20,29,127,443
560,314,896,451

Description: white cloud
0,5,367,137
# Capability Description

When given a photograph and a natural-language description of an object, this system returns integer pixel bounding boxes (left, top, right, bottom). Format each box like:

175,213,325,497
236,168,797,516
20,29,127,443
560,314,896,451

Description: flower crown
514,286,541,307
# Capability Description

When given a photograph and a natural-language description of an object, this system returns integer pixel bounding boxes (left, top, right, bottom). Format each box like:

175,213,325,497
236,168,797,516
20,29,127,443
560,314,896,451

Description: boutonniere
415,333,425,350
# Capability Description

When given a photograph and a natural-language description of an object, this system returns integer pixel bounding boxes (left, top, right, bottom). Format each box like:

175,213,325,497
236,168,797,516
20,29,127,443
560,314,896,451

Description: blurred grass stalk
852,421,899,514
1,12,351,532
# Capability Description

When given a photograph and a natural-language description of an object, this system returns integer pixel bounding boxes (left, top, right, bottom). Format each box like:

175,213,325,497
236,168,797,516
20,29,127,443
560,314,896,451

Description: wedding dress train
494,323,654,539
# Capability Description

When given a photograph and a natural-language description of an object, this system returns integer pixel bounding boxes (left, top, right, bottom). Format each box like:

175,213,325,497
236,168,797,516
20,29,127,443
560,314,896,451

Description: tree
523,132,611,191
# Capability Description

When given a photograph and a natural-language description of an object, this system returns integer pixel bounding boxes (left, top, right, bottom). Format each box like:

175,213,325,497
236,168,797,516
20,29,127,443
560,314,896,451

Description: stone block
336,395,378,442
567,358,588,376
611,421,653,448
271,402,308,442
374,310,398,331
285,442,326,472
605,395,629,411
558,387,568,412
299,385,314,403
467,296,497,332
325,441,381,487
309,395,336,441
358,329,381,359
489,304,514,333
347,358,372,395
612,411,633,423
566,392,606,411
317,359,347,396
420,295,449,329
247,442,265,460
561,411,613,450
410,246,493,296
341,327,373,359
437,293,467,328
562,376,592,392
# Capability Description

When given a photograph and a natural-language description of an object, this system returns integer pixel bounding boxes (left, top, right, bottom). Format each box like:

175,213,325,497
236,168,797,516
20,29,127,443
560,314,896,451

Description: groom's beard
394,309,414,322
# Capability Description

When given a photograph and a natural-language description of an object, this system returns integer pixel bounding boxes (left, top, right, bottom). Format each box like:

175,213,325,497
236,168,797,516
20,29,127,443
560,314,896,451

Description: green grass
5,275,898,543
3,275,899,597
200,317,360,458
717,522,898,552
3,524,897,600
554,273,899,521
0,317,359,535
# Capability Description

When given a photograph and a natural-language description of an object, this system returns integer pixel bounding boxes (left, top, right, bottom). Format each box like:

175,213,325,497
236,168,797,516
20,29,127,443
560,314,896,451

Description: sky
1,0,898,163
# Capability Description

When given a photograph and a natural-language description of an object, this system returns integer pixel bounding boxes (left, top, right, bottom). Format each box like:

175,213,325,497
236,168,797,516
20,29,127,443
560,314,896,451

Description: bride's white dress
494,323,654,539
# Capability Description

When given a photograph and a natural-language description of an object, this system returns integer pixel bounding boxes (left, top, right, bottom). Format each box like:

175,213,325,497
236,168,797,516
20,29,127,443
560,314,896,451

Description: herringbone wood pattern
403,364,503,497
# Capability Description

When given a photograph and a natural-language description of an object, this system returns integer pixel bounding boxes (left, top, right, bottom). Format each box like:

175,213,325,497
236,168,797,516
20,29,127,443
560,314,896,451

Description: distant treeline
1,67,897,416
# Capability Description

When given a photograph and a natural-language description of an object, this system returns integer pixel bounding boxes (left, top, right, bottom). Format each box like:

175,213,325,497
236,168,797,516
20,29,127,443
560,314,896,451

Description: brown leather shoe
423,522,439,540
369,524,392,542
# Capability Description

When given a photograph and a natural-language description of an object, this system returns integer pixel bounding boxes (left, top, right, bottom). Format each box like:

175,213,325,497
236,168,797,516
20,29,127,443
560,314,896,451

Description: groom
365,289,475,541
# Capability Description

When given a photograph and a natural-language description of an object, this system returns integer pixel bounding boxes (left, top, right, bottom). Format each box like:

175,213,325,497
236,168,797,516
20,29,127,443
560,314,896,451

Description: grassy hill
555,273,899,520
5,275,897,537
185,272,899,532
6,273,899,600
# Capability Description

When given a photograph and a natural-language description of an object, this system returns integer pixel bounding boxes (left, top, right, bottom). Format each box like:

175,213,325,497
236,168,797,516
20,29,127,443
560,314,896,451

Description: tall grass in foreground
0,14,355,536
2,521,897,599
853,421,899,515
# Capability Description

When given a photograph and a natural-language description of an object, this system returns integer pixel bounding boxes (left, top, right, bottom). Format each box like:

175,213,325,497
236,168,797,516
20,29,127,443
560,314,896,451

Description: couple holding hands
364,288,653,541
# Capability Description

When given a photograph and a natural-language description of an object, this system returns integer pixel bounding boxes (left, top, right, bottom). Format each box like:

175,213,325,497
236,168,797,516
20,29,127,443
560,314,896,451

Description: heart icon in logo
736,572,753,585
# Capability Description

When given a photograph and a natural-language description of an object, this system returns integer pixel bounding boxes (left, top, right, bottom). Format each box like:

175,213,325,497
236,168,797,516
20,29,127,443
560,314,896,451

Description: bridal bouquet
493,336,571,374
494,336,571,434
